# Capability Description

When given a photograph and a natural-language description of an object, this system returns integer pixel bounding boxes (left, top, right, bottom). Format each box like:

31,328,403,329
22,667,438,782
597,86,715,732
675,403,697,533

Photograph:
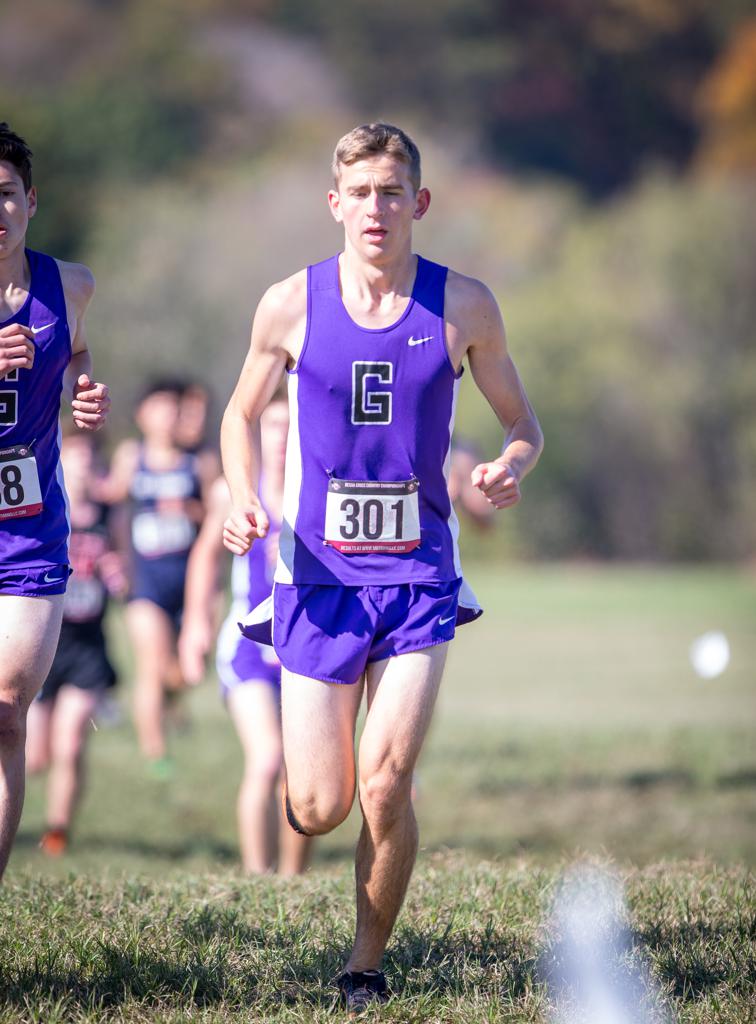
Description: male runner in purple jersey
0,123,110,880
221,123,543,1009
180,395,312,876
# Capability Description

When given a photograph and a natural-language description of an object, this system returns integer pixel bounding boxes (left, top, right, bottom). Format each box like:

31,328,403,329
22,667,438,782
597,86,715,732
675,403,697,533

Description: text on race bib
63,577,107,621
324,478,420,554
131,511,196,558
0,444,44,521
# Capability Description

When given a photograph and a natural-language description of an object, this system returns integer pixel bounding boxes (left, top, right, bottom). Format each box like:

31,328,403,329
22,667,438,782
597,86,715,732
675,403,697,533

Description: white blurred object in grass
689,631,730,679
545,865,671,1024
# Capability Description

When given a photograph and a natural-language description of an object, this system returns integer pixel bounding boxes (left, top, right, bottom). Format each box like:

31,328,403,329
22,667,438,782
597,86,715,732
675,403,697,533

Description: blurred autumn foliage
1,0,754,560
697,15,756,172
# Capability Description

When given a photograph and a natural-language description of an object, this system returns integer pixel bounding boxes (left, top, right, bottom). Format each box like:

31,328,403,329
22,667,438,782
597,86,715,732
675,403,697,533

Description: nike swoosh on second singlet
407,336,433,346
31,322,57,335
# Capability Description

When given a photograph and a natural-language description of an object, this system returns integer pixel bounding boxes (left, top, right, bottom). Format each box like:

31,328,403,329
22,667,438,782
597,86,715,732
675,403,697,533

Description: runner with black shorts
26,432,124,855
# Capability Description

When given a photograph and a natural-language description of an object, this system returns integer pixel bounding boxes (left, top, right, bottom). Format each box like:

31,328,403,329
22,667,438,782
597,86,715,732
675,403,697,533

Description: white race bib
64,577,107,621
0,444,44,521
132,511,195,558
324,478,420,554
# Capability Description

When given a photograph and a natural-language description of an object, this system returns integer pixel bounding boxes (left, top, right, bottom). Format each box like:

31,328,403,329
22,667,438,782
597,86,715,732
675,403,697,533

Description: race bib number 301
0,444,44,521
324,478,420,554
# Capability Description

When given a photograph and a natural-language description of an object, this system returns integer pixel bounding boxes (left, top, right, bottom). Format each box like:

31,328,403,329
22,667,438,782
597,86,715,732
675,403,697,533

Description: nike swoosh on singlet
31,322,57,335
407,335,433,346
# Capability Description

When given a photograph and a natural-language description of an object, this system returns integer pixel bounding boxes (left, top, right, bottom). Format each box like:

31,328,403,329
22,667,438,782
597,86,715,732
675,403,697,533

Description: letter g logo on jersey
351,361,393,425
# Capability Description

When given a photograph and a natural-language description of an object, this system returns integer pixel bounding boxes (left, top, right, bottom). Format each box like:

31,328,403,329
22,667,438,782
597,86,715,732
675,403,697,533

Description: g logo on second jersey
352,361,393,425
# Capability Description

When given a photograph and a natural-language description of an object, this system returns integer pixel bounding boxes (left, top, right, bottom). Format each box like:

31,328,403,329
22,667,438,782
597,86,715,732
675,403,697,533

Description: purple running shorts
0,563,71,597
240,578,482,685
216,609,281,696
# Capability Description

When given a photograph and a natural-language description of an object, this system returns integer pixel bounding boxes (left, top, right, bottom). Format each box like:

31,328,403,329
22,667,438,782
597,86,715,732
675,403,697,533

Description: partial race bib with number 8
324,477,420,554
0,444,44,521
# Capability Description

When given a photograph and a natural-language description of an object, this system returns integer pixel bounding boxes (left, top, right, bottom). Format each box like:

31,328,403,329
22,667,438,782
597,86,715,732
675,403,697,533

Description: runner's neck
337,250,417,329
0,249,32,317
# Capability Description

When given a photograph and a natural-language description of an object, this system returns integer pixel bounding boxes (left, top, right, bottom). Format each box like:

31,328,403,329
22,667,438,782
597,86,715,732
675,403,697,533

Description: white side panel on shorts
216,601,247,685
230,552,247,604
57,419,71,547
444,377,463,579
275,374,302,584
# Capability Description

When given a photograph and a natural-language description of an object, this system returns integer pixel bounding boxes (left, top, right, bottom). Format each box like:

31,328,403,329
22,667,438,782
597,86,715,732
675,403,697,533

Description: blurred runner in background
179,392,312,875
25,431,125,855
176,380,219,466
448,437,496,530
106,379,215,776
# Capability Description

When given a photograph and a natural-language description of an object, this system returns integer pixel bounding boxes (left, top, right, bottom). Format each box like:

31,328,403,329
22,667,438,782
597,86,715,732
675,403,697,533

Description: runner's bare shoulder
255,269,308,357
445,269,499,324
443,270,503,365
55,260,96,310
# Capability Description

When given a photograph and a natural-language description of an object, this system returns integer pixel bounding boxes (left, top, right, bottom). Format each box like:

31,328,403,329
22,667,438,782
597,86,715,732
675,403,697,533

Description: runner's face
0,162,36,260
329,155,429,264
177,387,208,449
60,437,94,494
136,391,181,444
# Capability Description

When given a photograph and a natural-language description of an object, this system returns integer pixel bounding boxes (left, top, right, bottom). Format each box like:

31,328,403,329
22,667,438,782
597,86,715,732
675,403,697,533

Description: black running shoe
336,970,389,1014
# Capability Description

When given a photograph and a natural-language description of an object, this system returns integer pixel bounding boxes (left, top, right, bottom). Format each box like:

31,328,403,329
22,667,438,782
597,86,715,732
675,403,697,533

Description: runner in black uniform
26,431,124,855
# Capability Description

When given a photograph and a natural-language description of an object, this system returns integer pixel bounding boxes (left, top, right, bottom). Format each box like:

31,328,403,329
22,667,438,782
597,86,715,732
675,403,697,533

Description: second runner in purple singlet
0,122,110,882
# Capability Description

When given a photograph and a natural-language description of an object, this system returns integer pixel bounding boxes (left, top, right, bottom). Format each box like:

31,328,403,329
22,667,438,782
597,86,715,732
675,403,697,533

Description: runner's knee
359,764,413,827
246,747,282,788
52,733,86,767
286,785,353,836
25,749,48,774
0,698,27,749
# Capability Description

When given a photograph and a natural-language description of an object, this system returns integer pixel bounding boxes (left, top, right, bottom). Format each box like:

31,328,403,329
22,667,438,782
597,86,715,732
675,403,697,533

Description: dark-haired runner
0,122,110,880
107,379,215,774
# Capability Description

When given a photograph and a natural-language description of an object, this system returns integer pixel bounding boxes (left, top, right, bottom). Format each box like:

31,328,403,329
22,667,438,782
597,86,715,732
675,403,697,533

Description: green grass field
4,565,756,1022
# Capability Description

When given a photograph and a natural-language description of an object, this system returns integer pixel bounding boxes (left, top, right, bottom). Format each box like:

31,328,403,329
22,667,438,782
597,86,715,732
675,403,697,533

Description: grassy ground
4,564,756,1021
2,857,753,1023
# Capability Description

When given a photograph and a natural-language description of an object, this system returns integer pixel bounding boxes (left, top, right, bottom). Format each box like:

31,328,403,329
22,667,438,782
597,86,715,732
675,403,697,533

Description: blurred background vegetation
2,0,755,561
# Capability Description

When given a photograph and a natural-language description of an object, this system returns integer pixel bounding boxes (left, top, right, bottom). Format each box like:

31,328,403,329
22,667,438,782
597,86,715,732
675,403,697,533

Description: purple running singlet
277,254,468,587
0,249,72,592
241,254,482,682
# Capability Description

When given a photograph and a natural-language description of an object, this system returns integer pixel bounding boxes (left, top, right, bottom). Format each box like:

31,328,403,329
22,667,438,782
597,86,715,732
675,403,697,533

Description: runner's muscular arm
101,438,140,504
58,261,110,431
220,271,306,554
446,272,543,509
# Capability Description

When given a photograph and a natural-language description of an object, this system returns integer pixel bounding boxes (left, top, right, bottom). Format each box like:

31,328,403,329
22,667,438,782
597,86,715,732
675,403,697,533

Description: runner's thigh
281,668,363,799
359,643,448,780
126,600,175,672
50,685,102,758
228,683,283,766
0,594,64,703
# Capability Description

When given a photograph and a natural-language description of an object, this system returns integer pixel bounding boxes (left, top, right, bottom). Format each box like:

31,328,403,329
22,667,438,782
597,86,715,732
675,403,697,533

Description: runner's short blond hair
332,123,421,191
